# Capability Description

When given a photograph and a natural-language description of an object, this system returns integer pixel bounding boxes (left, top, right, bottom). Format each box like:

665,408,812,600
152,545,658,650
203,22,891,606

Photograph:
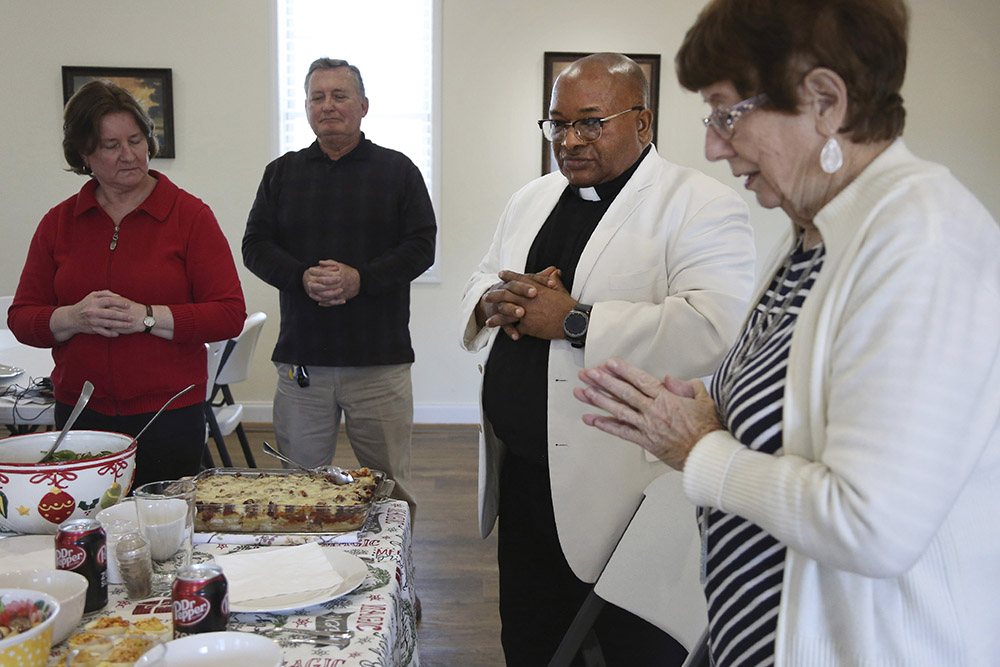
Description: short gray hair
304,58,366,97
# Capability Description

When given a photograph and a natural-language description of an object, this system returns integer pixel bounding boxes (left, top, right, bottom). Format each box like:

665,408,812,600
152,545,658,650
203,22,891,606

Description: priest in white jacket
459,53,756,666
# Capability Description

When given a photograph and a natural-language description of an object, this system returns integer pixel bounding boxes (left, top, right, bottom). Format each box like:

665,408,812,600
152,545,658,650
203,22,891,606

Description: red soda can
172,563,228,638
56,518,108,613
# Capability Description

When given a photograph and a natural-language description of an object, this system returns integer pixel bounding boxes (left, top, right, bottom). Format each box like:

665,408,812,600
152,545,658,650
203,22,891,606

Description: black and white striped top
702,240,825,666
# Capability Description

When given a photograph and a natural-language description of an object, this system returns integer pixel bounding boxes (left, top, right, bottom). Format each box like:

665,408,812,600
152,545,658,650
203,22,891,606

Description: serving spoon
38,380,94,462
126,383,196,448
261,441,353,484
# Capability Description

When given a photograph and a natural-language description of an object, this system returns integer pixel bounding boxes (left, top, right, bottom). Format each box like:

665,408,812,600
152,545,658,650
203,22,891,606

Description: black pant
497,454,687,667
54,401,206,490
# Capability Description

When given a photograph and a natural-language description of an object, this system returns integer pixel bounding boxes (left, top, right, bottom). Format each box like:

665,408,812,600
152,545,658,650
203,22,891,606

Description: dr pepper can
172,563,228,638
56,518,108,612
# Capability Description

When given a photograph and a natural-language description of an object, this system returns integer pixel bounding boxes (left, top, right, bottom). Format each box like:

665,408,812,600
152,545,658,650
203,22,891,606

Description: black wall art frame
62,66,175,158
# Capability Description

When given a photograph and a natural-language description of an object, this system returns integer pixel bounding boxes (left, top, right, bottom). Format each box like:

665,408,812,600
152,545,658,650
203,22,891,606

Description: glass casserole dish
192,467,390,534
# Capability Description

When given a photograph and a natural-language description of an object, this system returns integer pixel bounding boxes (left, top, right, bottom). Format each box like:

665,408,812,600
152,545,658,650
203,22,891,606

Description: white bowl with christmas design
0,431,136,535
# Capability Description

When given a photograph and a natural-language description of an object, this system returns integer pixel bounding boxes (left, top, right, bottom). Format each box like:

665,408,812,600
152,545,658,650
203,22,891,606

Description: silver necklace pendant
110,222,120,250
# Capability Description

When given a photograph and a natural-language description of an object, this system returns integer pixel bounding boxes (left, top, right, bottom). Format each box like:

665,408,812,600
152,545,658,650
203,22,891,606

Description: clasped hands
55,290,147,340
477,266,577,341
303,260,360,307
573,358,723,471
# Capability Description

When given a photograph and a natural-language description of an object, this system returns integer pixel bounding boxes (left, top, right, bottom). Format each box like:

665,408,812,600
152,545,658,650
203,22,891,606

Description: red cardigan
8,171,246,415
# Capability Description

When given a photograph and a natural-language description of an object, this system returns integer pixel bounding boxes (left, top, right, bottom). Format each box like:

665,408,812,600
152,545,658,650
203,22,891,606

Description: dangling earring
820,136,843,174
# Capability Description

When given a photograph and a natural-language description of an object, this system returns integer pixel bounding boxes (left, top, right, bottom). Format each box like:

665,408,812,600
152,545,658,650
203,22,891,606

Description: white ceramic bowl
95,499,138,527
0,430,136,534
0,588,60,667
0,569,87,645
137,631,282,667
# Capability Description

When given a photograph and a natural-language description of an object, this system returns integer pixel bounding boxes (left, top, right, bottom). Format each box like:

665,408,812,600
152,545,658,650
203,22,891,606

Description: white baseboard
414,403,480,424
241,401,479,425
241,402,273,424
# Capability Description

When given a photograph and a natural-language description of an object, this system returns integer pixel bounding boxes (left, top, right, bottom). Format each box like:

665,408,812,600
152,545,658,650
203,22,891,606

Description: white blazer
460,146,756,582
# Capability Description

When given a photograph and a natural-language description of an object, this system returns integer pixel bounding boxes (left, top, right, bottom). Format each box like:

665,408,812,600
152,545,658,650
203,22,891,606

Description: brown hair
63,80,159,175
676,0,908,142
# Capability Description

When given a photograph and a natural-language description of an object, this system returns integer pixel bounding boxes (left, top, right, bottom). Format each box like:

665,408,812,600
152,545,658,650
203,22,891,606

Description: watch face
143,316,155,327
564,311,588,337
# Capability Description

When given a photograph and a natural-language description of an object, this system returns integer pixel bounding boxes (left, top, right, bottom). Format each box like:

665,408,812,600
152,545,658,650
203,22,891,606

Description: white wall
1,0,997,423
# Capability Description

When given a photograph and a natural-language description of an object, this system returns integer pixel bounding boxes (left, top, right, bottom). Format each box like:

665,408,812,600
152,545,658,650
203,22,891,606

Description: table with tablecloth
47,498,419,666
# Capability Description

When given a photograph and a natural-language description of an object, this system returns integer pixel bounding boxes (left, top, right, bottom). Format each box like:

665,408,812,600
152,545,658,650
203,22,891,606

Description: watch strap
563,303,593,348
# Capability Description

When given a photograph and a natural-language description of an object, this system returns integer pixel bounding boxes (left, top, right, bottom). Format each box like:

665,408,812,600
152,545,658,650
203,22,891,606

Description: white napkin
213,542,343,603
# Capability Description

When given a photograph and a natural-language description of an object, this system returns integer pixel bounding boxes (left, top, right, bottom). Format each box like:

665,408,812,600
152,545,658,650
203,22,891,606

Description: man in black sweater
243,57,436,517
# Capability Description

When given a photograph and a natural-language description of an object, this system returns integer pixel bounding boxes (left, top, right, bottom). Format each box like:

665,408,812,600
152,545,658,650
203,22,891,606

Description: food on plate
194,468,379,533
84,614,132,635
66,631,105,649
64,633,159,667
128,616,170,640
60,620,167,666
74,615,169,643
103,634,158,663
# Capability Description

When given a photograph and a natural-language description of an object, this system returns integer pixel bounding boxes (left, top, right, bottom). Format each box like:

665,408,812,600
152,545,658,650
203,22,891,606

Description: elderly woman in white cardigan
574,0,1000,664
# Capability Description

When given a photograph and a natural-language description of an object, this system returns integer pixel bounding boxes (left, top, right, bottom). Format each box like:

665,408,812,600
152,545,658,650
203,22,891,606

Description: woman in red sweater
8,80,245,488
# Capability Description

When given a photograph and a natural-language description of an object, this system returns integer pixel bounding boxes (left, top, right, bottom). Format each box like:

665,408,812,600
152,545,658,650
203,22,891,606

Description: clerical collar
569,144,651,202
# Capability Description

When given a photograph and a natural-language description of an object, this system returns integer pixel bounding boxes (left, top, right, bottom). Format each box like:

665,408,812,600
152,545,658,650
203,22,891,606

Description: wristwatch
562,303,592,349
142,305,156,334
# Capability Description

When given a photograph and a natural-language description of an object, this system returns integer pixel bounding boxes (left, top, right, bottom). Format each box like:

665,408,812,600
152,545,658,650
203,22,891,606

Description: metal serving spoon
126,383,196,448
261,441,353,484
38,380,94,462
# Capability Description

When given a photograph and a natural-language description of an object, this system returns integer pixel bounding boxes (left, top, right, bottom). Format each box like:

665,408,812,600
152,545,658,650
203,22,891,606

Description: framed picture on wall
61,66,175,158
541,52,660,175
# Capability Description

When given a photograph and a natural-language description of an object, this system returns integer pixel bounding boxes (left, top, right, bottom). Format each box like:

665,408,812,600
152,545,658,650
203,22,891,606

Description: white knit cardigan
684,140,1000,665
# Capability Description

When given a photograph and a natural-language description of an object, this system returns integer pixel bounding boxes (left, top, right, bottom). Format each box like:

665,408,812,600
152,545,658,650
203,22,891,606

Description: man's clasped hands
477,266,579,341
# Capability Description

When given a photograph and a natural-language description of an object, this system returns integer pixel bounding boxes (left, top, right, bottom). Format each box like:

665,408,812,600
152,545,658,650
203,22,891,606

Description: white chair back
205,341,226,401
215,312,266,386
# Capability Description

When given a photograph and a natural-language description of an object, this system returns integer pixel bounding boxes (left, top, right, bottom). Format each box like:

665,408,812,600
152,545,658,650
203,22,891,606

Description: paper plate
0,534,56,572
228,549,367,614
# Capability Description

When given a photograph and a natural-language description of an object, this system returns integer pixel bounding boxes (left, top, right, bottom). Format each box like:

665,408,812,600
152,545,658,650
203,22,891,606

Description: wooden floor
218,423,504,666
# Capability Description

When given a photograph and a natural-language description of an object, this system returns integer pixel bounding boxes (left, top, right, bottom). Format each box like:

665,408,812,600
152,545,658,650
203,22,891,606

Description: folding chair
202,340,231,467
205,312,267,467
549,472,708,667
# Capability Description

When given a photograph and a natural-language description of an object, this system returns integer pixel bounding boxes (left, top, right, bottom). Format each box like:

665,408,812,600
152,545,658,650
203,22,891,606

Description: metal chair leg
549,589,607,667
203,403,233,467
201,442,215,469
680,627,710,667
234,422,256,467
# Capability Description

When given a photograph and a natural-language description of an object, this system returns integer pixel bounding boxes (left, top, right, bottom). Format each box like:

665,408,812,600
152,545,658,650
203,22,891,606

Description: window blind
277,0,435,190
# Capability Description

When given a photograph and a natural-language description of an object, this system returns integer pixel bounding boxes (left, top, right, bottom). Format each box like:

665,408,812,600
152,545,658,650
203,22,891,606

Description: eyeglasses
538,106,644,143
702,94,769,139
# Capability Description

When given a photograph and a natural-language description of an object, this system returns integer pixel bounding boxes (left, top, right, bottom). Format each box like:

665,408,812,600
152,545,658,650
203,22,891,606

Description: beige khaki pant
272,362,416,517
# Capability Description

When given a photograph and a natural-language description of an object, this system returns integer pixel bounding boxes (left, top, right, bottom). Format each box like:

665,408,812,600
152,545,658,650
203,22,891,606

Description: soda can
172,563,228,638
56,518,108,613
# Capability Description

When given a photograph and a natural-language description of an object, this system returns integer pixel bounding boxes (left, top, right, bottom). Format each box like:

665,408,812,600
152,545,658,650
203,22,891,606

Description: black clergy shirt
482,146,649,467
